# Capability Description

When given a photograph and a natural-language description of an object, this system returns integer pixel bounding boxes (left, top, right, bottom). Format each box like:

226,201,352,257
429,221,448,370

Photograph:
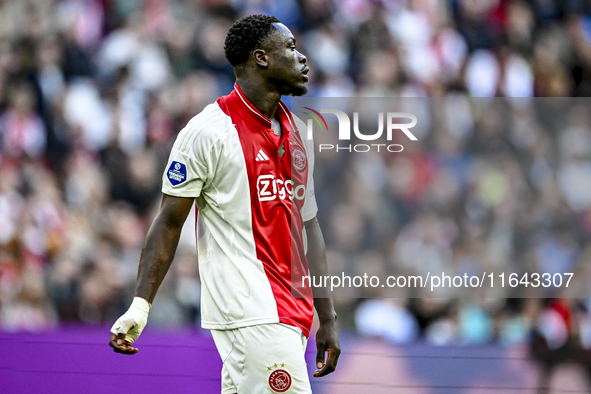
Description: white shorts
211,323,312,394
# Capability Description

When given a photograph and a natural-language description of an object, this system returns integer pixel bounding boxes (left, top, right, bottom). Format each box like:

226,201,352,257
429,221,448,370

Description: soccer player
109,14,340,393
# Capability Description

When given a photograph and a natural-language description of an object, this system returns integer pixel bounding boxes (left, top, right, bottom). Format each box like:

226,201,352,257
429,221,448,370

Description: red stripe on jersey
217,84,314,337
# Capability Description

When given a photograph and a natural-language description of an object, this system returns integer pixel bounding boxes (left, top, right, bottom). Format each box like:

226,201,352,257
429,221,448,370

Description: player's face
264,23,309,96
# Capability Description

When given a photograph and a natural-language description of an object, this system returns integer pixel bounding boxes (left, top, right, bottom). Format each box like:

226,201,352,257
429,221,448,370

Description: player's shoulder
174,102,233,151
290,112,314,153
184,102,232,140
291,113,307,133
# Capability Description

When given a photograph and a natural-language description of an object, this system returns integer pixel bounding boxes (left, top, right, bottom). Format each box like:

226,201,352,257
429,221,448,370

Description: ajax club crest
268,369,292,392
292,147,306,171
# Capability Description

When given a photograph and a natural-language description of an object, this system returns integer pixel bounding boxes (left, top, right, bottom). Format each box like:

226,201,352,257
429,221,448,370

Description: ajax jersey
162,84,317,336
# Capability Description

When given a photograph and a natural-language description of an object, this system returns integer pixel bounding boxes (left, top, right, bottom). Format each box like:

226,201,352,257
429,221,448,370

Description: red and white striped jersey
162,84,317,337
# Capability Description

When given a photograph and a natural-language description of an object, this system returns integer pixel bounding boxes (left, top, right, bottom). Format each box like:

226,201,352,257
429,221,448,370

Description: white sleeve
294,115,318,222
162,122,211,198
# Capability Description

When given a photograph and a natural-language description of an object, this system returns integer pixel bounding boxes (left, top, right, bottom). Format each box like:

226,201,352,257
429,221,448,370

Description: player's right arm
109,106,220,354
109,194,194,354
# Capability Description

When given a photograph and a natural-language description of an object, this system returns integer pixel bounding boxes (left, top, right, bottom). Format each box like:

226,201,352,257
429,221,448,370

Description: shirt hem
162,189,199,198
202,316,280,331
203,316,311,338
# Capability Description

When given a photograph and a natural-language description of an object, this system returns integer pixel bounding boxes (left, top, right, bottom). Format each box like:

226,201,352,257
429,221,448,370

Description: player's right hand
109,332,139,354
109,297,151,355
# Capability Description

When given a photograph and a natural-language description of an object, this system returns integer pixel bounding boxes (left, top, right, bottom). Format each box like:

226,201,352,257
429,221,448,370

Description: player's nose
298,51,307,64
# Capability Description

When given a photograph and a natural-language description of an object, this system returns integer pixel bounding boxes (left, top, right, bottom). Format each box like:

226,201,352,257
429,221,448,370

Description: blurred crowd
315,97,591,351
1,0,591,353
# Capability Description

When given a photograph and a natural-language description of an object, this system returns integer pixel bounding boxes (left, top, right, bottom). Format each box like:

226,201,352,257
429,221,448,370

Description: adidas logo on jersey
256,149,270,162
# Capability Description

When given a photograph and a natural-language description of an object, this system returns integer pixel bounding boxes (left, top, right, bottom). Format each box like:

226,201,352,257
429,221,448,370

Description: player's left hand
313,321,340,377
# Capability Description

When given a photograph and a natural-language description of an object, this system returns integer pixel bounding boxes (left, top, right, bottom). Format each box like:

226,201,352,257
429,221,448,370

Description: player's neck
236,79,281,120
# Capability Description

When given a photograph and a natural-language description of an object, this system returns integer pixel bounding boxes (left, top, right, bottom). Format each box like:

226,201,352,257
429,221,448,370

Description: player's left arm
305,217,341,377
295,112,340,376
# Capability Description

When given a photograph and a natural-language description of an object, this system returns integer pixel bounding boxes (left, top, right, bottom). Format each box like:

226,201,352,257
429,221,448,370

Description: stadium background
2,0,591,392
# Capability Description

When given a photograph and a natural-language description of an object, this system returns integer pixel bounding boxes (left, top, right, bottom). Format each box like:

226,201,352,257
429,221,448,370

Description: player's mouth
302,67,309,82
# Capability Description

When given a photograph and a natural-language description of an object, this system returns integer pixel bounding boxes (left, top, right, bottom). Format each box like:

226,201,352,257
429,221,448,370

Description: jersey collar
217,83,296,141
228,83,295,131
231,83,273,128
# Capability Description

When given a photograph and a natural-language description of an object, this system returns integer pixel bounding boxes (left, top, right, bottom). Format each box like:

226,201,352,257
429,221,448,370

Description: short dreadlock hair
224,14,282,67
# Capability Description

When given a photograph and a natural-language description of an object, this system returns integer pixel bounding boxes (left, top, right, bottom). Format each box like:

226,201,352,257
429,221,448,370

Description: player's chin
290,83,308,97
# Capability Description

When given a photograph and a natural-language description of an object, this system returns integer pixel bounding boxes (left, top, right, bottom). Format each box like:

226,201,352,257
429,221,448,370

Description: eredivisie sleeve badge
167,161,187,186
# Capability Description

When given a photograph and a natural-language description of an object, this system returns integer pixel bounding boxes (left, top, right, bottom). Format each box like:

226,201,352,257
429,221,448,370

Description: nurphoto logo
303,107,418,153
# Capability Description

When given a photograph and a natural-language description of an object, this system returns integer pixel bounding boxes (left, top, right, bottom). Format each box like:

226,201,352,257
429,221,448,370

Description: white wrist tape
110,297,151,344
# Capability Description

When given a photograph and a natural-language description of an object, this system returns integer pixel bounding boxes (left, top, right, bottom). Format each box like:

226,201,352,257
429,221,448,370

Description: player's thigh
211,329,241,394
238,323,311,394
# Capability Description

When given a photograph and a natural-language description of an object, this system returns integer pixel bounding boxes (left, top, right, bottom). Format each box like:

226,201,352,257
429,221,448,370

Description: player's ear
252,49,269,68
